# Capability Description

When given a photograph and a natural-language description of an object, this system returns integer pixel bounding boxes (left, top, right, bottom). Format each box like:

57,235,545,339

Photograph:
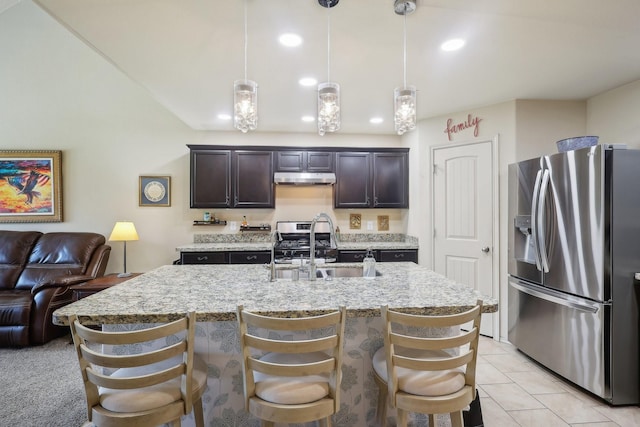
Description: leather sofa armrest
31,275,94,295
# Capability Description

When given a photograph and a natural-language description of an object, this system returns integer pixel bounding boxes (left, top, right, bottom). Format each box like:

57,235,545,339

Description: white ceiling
24,0,640,135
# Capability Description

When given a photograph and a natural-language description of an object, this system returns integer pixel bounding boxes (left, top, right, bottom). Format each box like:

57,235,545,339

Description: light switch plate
367,221,374,231
230,221,237,231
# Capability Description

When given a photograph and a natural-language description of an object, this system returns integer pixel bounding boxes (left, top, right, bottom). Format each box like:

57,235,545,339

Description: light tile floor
474,336,640,427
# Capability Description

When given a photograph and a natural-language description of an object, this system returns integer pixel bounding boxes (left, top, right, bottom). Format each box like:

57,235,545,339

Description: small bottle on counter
241,216,248,227
362,248,376,279
203,212,211,222
335,226,340,242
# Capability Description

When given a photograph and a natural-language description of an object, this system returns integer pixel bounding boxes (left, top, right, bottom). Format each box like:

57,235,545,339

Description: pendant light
317,0,340,136
234,0,257,133
394,0,417,135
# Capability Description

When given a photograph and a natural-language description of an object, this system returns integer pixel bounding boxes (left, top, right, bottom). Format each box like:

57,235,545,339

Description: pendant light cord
402,9,407,89
327,0,331,83
243,0,248,81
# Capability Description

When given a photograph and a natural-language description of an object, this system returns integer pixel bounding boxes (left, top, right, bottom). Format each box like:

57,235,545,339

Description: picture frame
139,175,171,207
0,150,63,223
349,213,361,229
377,215,389,231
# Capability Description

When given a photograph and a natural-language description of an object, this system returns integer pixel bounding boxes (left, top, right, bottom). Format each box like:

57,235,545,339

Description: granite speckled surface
53,262,497,326
177,232,419,252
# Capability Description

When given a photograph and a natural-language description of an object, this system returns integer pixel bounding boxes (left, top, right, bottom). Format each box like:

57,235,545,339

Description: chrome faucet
309,212,336,281
269,230,281,281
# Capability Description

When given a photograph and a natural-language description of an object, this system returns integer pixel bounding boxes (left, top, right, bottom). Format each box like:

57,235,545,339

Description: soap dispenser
362,248,376,279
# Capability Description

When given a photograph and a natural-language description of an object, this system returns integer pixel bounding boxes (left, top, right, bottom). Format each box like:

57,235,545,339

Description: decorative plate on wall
139,175,171,207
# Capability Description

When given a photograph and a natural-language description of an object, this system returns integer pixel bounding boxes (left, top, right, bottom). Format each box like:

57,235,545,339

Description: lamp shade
109,222,139,242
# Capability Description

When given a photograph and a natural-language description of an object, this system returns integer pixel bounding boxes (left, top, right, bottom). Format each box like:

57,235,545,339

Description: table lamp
108,221,139,277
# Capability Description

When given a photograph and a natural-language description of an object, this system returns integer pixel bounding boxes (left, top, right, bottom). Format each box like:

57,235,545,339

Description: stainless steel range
273,220,337,263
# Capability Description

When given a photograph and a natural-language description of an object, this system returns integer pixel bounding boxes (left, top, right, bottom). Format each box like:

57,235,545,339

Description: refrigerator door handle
537,169,551,273
531,169,544,271
510,280,599,313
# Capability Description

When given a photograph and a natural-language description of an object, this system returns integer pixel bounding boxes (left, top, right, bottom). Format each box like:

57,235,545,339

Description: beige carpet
0,334,87,427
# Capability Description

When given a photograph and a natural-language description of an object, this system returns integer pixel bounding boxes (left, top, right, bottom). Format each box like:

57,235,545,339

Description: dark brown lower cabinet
180,252,227,264
181,251,271,265
338,249,417,263
228,251,271,264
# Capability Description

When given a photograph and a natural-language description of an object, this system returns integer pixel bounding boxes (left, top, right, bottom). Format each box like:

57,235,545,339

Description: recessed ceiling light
217,113,231,120
301,115,315,122
279,33,303,47
441,38,465,52
369,117,384,124
299,77,318,87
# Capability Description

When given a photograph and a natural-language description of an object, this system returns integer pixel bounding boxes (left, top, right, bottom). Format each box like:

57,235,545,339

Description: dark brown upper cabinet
190,147,274,209
275,150,334,172
189,145,407,209
334,150,408,208
190,149,232,208
233,150,274,208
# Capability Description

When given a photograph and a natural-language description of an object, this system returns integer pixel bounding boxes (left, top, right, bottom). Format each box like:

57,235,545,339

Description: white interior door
432,140,496,336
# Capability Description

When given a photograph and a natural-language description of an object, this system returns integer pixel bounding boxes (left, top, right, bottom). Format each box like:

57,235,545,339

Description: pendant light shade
394,85,416,135
234,79,258,133
317,0,340,136
234,0,257,133
394,0,417,135
318,82,340,136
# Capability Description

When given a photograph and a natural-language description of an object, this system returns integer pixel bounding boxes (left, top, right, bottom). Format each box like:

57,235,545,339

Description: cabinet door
276,151,333,172
372,152,409,208
233,151,274,208
181,252,227,264
307,151,334,172
276,151,304,172
190,150,232,208
378,249,417,263
335,152,371,208
338,250,373,262
228,251,271,264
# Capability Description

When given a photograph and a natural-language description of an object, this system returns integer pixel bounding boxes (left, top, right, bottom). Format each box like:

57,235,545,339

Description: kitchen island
53,263,497,427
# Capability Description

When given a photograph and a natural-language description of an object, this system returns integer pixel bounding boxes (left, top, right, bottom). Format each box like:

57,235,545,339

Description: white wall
0,2,404,275
515,100,587,161
587,79,640,149
409,102,517,341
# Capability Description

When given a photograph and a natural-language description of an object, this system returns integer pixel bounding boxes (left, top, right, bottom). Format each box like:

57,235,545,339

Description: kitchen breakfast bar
53,262,497,427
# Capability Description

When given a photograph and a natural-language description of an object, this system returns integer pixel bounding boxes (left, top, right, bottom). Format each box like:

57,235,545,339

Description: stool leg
396,409,408,427
450,410,464,427
377,385,388,426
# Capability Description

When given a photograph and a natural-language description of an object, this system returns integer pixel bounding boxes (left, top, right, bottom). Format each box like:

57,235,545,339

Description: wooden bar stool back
69,312,206,427
373,300,483,427
237,305,347,427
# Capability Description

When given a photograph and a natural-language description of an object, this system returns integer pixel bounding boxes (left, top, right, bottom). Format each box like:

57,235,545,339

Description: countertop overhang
176,241,419,252
53,263,497,326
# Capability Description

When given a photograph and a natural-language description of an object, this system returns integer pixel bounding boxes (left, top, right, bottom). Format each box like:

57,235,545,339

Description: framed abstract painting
0,150,63,223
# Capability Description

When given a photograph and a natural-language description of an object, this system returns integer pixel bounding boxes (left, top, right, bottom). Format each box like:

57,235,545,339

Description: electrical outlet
230,221,237,231
367,221,374,231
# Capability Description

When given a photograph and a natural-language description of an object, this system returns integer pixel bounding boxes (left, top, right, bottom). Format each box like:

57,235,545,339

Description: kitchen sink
274,266,381,280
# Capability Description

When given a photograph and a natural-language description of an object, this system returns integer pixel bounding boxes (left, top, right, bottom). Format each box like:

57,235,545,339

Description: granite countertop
176,232,419,252
53,262,497,326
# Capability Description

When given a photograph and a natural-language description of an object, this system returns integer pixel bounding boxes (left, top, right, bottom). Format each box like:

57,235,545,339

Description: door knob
481,247,490,253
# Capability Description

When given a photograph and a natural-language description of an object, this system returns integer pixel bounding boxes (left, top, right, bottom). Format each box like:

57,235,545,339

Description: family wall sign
444,114,482,141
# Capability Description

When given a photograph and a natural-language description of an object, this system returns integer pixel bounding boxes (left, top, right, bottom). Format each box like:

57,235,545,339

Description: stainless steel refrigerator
508,144,640,405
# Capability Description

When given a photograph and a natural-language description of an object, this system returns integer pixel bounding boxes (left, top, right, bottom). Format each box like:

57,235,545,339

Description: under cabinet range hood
273,172,336,185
